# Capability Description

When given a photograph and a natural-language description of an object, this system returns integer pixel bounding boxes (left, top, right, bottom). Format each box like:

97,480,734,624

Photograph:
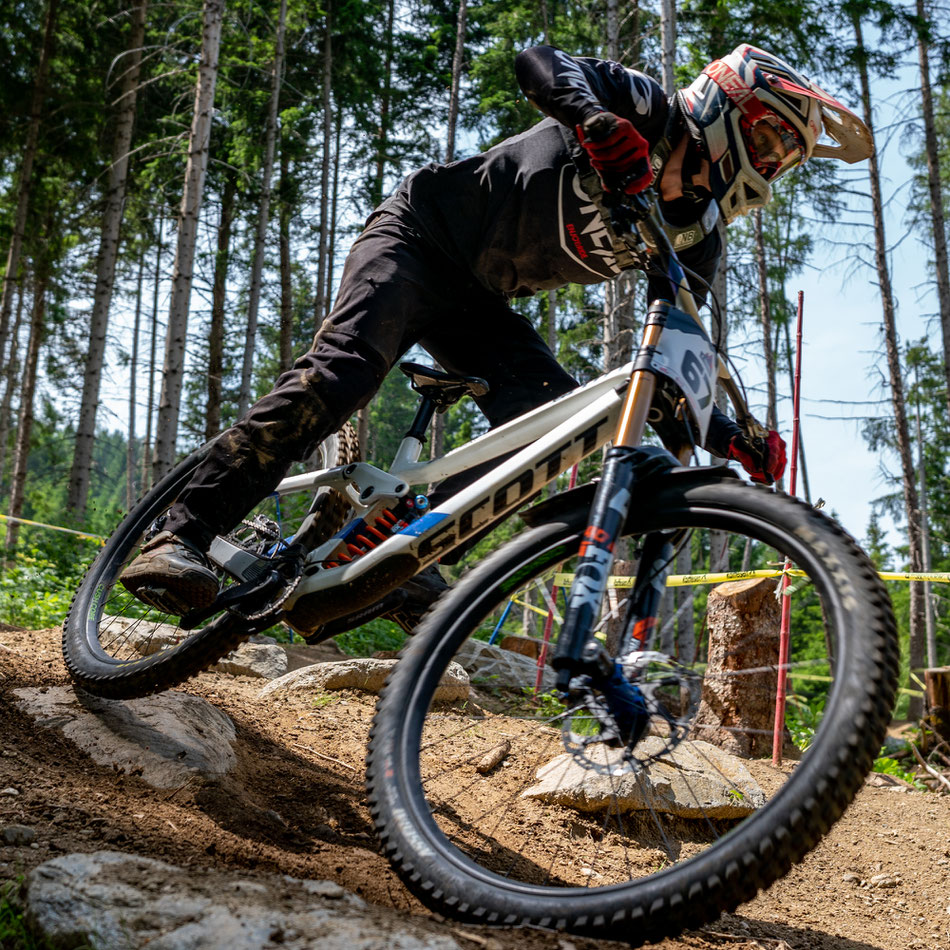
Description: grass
0,879,64,950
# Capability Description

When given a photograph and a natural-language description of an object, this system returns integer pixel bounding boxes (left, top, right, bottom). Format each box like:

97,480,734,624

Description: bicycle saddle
398,361,489,408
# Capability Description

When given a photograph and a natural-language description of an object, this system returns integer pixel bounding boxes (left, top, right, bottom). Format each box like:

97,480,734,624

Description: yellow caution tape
553,568,950,589
0,512,105,543
509,596,551,619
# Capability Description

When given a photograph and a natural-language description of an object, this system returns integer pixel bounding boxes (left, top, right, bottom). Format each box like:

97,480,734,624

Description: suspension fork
553,308,668,690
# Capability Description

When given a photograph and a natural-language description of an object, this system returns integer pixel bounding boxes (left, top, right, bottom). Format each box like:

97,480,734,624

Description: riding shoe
380,564,450,634
120,530,219,615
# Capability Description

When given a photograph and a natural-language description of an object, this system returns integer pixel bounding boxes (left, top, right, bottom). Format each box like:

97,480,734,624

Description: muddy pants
164,214,577,551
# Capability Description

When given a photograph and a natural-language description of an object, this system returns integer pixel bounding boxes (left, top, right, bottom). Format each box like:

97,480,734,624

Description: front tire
367,475,898,942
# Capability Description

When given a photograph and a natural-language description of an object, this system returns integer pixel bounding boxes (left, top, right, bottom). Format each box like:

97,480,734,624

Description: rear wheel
62,424,359,699
367,476,898,942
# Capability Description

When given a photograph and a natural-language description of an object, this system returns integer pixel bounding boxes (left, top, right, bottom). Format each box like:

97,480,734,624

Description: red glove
727,430,787,485
576,112,654,194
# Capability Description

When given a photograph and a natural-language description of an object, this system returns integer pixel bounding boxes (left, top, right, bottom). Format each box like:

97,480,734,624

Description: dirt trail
1,625,948,950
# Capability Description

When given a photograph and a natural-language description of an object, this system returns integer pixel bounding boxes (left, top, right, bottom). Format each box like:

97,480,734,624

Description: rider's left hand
727,430,787,485
577,113,654,194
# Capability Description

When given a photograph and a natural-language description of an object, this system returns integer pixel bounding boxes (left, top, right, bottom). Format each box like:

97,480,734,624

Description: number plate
649,308,717,444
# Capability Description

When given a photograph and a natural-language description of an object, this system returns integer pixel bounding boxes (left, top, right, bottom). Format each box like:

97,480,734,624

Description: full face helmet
677,45,873,222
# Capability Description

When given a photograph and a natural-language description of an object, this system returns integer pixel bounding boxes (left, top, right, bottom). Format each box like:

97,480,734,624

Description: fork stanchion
535,463,579,694
773,290,805,767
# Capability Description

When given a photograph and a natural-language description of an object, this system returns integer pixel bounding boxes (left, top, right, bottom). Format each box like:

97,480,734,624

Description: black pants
165,214,577,550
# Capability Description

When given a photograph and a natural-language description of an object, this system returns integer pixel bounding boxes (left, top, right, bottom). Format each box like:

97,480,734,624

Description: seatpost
406,396,437,443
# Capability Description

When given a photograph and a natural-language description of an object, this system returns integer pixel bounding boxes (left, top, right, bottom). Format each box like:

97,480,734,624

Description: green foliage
871,754,924,788
0,543,90,629
333,618,407,656
0,879,65,950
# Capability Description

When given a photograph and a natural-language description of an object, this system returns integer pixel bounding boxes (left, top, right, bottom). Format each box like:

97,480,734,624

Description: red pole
773,291,804,765
535,463,579,694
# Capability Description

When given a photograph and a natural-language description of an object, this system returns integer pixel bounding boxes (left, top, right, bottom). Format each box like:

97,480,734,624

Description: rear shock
324,495,430,568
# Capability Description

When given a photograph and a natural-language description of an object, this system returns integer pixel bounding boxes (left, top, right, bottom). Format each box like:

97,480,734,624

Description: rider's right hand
577,112,654,195
727,430,788,485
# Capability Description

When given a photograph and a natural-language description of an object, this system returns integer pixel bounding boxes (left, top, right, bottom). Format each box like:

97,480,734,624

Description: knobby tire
366,474,898,943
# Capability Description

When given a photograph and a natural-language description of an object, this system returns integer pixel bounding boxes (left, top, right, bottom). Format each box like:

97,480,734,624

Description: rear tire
367,476,898,942
63,424,359,699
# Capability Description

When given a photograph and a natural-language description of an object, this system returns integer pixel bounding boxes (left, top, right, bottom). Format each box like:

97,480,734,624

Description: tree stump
925,667,950,743
692,576,785,758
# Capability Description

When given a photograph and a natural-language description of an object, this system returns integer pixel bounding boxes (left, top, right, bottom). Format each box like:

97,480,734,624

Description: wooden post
925,667,950,743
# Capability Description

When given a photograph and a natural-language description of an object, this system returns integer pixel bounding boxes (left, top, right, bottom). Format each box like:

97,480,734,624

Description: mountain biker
121,43,872,632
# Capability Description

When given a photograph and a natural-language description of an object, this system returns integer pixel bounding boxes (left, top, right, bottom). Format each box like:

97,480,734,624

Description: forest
0,0,948,706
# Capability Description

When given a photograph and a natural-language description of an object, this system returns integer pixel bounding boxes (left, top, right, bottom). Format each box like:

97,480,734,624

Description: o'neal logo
558,166,621,280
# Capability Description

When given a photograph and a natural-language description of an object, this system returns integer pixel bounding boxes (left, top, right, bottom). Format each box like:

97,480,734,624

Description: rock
212,640,288,680
2,824,35,845
499,635,542,660
101,615,184,656
0,787,19,796
453,638,554,692
258,658,469,702
522,737,766,819
14,687,237,790
842,872,862,884
870,873,899,888
25,851,461,950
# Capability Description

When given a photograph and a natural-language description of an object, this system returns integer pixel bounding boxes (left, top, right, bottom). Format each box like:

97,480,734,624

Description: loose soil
1,624,948,950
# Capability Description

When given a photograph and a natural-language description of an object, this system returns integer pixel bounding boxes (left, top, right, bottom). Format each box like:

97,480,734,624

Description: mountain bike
62,187,898,946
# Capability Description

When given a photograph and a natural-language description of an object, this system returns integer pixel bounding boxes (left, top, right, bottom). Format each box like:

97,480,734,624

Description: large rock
212,639,288,680
14,687,236,789
522,737,766,819
258,658,469,702
25,851,461,950
453,638,554,692
101,615,182,655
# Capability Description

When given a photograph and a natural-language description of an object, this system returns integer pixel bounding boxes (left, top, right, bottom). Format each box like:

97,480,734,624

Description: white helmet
677,45,873,222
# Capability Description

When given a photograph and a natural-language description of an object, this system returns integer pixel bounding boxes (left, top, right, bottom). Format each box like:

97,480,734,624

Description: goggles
741,114,804,181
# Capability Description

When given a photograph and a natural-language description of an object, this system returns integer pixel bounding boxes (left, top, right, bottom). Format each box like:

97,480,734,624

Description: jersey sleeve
515,45,667,134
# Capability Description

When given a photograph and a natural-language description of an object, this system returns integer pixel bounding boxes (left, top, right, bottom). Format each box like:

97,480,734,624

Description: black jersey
376,45,720,300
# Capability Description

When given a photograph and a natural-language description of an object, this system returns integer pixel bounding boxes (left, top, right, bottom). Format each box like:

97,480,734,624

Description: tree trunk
853,12,926,718
325,113,342,321
206,169,237,440
660,0,676,94
915,0,950,420
0,0,58,372
445,0,468,164
754,209,778,431
127,247,146,511
153,0,225,480
142,214,164,491
313,3,332,327
606,0,619,60
5,269,48,556
278,145,294,374
67,0,148,519
781,318,811,502
371,0,395,208
238,0,288,418
0,284,26,502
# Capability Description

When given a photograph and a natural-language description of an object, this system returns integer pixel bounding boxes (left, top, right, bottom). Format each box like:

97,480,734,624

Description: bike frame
206,191,756,636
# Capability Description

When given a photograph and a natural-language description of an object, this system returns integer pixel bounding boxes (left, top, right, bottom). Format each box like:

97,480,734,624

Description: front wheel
62,424,360,699
366,475,898,942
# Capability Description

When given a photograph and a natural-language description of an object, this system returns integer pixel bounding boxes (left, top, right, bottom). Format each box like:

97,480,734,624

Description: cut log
925,667,950,743
692,576,786,758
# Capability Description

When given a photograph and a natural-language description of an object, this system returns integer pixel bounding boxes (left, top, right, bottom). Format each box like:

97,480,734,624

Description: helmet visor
743,115,804,181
